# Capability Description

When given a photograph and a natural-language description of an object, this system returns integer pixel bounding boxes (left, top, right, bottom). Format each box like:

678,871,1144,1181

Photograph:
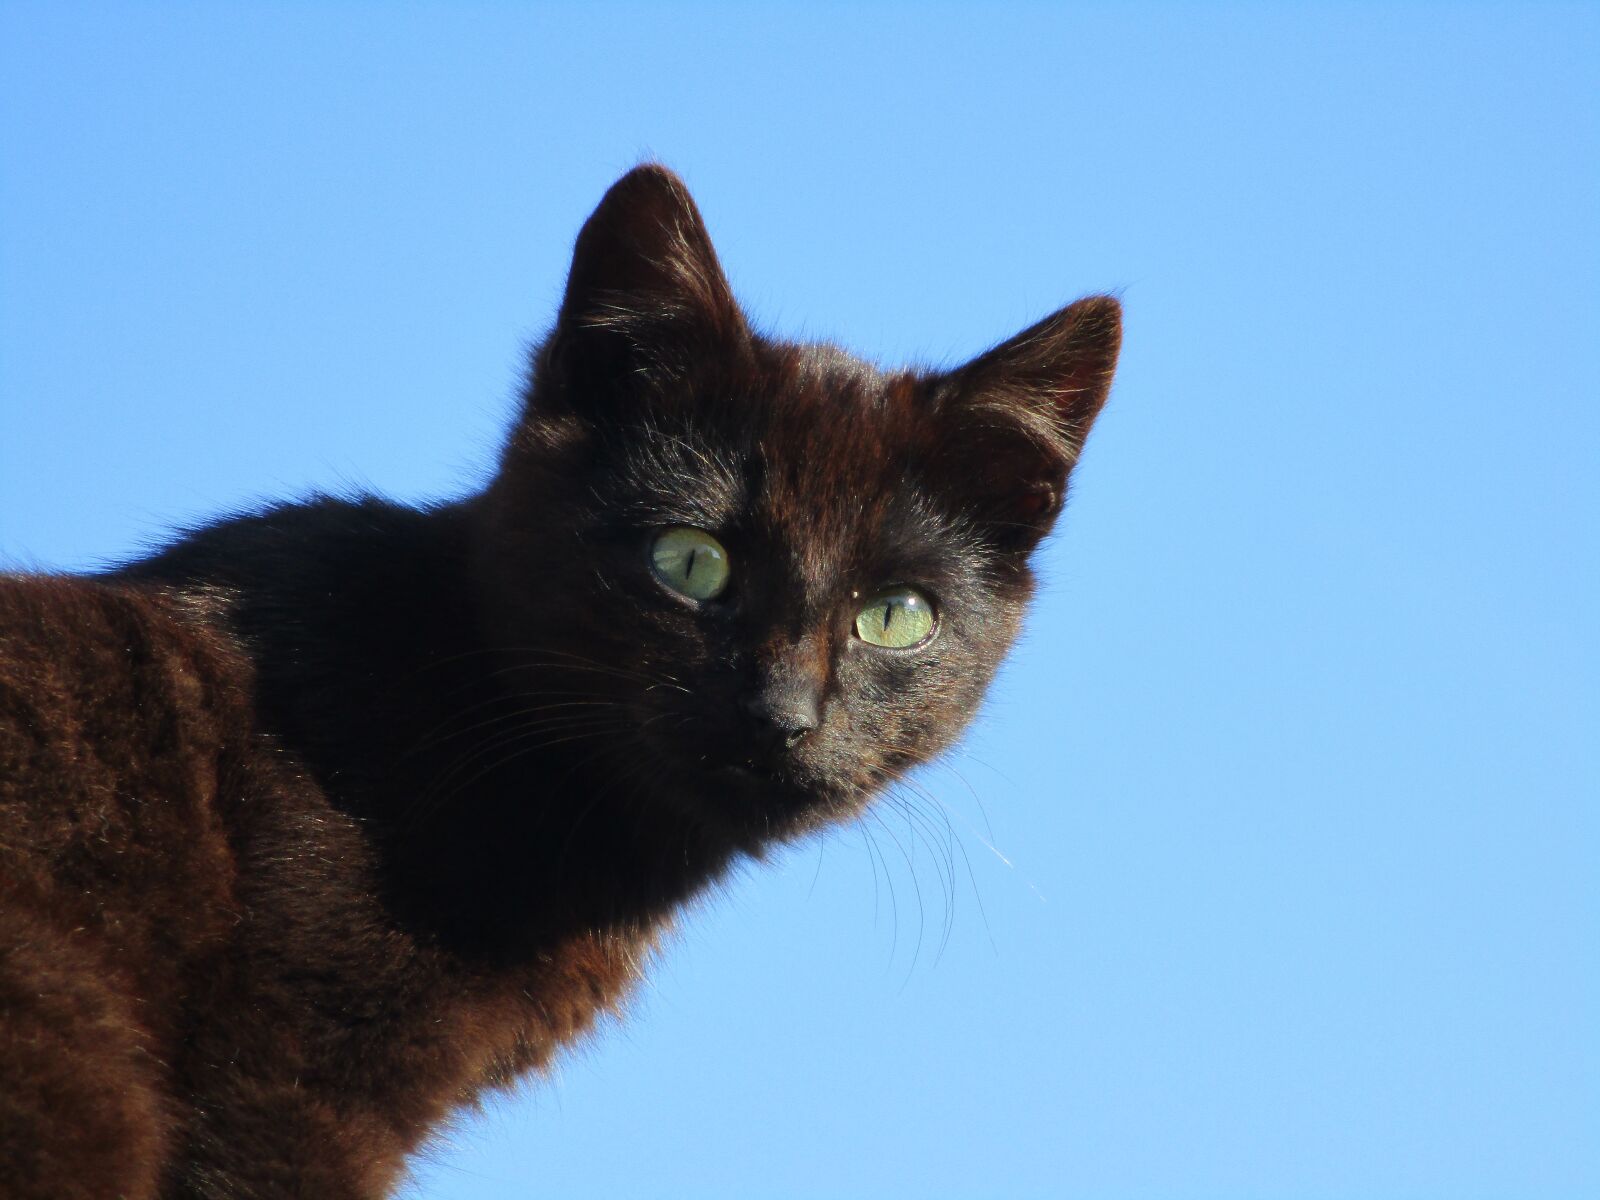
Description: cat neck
117,494,733,966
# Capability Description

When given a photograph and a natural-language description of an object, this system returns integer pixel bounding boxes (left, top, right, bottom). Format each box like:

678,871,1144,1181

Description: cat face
478,166,1120,852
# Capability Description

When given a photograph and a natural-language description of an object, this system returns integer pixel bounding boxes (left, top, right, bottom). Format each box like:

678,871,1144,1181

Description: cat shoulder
0,573,255,848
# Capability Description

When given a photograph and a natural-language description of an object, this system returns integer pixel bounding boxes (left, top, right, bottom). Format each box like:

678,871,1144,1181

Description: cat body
0,166,1120,1198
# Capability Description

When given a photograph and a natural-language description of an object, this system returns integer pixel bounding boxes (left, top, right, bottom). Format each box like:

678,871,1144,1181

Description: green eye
854,587,936,649
650,527,731,601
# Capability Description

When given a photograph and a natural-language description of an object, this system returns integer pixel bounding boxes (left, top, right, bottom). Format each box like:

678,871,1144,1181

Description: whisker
409,697,634,755
403,714,635,828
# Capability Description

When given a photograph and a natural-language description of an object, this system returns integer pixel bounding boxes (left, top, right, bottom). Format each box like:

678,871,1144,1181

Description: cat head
478,165,1119,854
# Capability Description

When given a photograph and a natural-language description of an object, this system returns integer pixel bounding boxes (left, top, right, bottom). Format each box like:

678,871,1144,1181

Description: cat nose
743,689,819,755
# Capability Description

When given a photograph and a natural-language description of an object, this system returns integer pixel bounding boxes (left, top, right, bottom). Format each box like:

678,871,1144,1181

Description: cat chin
649,761,858,853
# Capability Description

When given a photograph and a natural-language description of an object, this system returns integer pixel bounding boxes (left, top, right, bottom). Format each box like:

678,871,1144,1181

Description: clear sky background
2,3,1596,1198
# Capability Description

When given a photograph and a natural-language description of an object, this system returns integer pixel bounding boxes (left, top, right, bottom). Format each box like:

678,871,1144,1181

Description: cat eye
854,587,936,650
650,526,731,601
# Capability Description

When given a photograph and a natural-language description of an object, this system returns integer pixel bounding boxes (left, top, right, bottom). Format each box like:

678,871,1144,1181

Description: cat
0,164,1121,1199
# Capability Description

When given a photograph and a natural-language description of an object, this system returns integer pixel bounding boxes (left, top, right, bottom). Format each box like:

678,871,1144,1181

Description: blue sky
2,3,1596,1198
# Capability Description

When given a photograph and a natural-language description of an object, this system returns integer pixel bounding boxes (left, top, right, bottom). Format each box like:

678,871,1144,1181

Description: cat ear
939,295,1122,550
545,164,750,406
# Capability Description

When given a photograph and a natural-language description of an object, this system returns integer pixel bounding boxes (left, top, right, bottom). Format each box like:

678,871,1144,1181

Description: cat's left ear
938,295,1122,550
543,164,751,410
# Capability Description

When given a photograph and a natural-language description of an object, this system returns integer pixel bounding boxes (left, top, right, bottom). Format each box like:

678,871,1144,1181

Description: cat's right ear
936,295,1122,551
540,165,751,413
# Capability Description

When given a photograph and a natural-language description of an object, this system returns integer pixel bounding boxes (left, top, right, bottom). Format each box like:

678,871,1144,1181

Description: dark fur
0,166,1120,1198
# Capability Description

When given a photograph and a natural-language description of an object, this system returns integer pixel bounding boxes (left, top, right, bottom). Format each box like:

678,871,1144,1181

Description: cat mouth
660,751,819,841
704,758,805,799
626,716,833,844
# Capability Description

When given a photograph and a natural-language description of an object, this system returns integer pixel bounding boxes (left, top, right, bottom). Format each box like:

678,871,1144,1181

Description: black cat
0,164,1121,1198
